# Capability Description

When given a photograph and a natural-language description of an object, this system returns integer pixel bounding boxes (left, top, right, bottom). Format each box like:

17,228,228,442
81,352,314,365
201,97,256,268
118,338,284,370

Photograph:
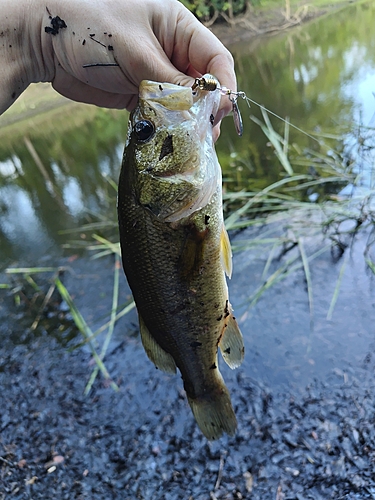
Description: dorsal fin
220,225,232,278
139,314,176,374
219,312,244,369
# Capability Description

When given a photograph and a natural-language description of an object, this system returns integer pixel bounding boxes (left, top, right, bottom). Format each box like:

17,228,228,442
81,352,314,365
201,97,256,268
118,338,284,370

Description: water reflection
0,1,375,267
217,0,375,188
0,106,127,267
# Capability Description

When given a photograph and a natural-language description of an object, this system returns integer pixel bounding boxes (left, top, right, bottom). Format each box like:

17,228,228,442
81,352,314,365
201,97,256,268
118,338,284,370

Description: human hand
3,0,237,139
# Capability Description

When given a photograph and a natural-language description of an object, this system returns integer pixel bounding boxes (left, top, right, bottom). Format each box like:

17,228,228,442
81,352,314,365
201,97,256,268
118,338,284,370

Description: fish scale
118,77,244,439
120,194,224,375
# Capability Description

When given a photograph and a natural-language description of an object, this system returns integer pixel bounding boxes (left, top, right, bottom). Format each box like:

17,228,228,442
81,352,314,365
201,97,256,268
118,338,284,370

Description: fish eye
134,120,155,142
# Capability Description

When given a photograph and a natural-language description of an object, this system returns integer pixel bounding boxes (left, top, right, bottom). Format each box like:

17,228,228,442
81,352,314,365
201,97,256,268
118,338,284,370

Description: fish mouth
139,81,194,111
139,78,220,122
136,78,221,222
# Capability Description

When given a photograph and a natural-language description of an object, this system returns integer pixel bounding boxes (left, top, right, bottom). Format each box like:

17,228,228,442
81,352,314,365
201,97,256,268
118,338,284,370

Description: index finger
172,11,237,120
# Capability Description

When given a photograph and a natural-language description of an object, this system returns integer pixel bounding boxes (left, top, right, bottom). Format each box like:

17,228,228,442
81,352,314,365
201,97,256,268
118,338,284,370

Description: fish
117,75,244,440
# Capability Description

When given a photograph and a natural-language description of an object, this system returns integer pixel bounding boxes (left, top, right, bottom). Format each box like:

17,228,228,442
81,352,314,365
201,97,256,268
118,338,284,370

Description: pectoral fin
220,226,233,278
139,315,176,374
179,225,208,278
219,314,244,369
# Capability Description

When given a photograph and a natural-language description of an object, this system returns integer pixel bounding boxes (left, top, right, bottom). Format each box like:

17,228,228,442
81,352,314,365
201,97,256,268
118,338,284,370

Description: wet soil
1,226,375,499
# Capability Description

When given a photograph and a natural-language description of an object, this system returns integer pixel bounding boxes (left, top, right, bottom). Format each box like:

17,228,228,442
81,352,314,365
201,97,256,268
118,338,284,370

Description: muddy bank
1,225,375,499
2,337,375,499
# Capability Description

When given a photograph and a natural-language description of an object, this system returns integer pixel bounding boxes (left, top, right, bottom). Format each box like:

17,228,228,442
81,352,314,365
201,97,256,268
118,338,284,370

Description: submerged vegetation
223,109,375,321
3,263,135,394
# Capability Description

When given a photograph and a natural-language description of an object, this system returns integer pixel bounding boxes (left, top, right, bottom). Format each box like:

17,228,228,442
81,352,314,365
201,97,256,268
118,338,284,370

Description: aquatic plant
2,264,134,394
2,103,374,393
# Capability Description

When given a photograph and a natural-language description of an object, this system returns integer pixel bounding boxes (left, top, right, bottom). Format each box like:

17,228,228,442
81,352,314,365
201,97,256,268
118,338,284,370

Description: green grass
2,100,374,392
224,106,374,319
2,264,135,394
257,0,345,8
62,107,374,337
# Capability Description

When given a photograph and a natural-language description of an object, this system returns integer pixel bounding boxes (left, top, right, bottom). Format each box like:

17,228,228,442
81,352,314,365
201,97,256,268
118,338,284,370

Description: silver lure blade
232,99,243,137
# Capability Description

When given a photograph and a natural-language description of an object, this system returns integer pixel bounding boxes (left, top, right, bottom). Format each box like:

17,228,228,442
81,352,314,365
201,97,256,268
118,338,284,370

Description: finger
213,123,221,143
172,10,236,94
46,13,174,95
168,12,236,124
54,23,194,95
151,2,236,106
52,69,134,109
185,64,202,80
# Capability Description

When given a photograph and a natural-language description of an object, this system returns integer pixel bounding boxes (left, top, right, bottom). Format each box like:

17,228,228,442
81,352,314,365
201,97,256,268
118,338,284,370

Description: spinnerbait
192,76,246,137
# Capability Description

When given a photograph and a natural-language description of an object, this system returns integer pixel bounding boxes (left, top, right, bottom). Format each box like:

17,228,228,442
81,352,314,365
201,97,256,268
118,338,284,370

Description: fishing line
193,75,322,145
79,69,323,146
78,68,321,144
242,95,322,145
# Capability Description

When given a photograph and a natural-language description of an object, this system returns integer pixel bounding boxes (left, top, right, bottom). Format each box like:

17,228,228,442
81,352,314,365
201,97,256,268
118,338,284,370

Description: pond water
0,1,374,269
1,8,375,493
225,0,375,192
0,3,375,267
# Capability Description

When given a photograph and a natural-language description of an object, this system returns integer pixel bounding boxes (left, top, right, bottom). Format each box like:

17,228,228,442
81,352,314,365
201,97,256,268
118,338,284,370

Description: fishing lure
191,76,320,144
192,76,246,137
81,65,314,142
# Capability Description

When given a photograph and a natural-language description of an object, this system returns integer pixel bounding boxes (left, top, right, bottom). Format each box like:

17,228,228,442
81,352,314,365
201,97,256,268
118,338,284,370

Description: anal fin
139,314,176,374
219,313,244,369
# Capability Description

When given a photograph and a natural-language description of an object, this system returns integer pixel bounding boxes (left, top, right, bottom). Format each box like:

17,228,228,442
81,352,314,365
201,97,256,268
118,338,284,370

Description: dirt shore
1,224,375,499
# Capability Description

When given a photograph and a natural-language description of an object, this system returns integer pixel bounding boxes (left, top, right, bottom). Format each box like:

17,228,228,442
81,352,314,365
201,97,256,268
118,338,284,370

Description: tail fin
187,380,237,440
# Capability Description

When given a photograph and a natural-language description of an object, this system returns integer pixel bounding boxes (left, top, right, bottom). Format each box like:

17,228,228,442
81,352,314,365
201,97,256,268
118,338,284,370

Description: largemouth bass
117,75,244,440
